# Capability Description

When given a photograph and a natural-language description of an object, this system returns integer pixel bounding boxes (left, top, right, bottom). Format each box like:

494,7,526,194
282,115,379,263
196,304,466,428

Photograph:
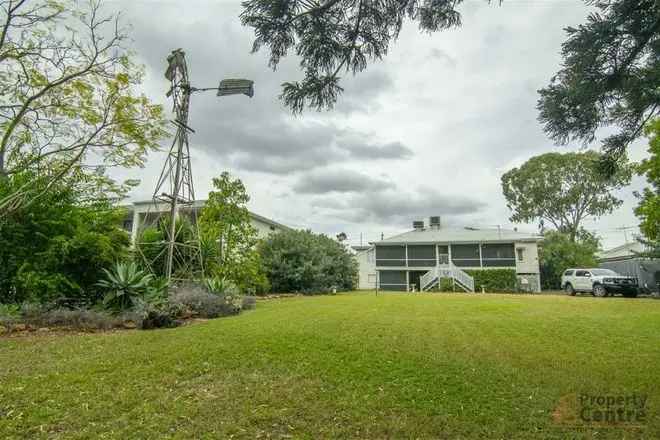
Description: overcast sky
109,0,649,250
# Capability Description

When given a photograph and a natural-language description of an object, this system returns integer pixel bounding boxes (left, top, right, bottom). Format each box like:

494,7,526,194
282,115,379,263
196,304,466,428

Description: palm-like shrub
97,262,154,311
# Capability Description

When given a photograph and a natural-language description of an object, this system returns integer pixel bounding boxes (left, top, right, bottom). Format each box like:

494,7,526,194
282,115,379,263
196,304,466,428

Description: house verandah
371,222,542,293
376,242,518,291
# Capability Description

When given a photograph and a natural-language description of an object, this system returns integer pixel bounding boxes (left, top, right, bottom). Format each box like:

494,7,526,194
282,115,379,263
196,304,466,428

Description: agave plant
204,277,240,297
97,262,154,311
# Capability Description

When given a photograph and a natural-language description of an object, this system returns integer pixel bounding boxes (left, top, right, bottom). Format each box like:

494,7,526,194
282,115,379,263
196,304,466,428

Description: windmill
135,49,254,281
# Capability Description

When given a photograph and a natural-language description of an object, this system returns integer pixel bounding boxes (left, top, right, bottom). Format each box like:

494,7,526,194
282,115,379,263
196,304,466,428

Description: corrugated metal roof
374,227,542,244
597,241,645,261
124,199,292,231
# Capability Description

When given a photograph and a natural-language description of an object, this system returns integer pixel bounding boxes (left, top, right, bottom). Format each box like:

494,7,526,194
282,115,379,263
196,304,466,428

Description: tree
634,118,660,257
635,119,660,240
241,0,474,113
259,229,357,293
501,151,632,241
0,0,167,216
198,172,268,294
537,0,660,165
539,230,600,290
0,171,130,304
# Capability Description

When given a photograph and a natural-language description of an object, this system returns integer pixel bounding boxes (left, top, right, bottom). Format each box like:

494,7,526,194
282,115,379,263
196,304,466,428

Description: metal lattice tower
136,49,203,281
135,49,254,281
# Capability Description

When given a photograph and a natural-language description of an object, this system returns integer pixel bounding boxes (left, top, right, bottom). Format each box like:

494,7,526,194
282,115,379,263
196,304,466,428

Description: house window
481,243,516,267
407,245,436,267
376,245,406,267
451,244,481,267
517,248,524,262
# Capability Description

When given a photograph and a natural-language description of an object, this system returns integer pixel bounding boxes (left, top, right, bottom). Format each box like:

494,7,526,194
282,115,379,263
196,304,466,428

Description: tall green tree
537,0,660,164
199,172,268,293
539,230,600,290
0,0,167,215
635,118,660,257
501,151,632,241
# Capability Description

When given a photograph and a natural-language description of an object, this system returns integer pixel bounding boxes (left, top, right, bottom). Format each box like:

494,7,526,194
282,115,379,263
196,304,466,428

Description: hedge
464,269,518,293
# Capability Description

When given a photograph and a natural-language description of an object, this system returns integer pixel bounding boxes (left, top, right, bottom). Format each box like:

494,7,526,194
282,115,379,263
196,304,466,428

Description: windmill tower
135,49,254,281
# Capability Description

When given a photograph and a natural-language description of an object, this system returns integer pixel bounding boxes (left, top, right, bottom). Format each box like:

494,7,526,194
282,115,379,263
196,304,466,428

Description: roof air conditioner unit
429,216,441,228
412,220,424,230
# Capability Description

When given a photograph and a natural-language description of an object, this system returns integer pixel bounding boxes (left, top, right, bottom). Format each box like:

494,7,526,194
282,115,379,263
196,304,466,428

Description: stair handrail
449,263,475,292
420,266,438,291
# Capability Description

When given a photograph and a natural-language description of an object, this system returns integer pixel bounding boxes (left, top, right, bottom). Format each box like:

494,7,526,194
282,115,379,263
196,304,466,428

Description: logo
553,393,648,427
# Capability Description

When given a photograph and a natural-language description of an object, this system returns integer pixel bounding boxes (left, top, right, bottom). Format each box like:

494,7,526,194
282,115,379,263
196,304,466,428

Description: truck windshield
591,269,618,276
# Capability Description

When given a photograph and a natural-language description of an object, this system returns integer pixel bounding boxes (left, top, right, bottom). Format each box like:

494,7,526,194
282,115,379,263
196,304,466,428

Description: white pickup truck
561,268,638,298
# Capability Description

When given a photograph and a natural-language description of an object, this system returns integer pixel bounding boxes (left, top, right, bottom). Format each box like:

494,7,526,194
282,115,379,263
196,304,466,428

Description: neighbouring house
597,241,660,294
362,217,542,292
121,199,291,243
352,245,377,290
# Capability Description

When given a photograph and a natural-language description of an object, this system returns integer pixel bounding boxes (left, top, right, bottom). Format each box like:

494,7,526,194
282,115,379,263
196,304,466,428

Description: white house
121,199,291,243
357,217,542,292
352,245,377,290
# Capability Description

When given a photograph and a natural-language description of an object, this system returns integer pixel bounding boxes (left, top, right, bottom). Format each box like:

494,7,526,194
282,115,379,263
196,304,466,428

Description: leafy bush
97,262,155,311
437,278,456,292
0,174,130,304
464,269,518,293
0,303,20,319
259,229,357,294
169,285,241,319
134,303,179,330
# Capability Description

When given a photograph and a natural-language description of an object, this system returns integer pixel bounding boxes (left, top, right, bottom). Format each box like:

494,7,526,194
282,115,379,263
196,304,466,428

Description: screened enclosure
379,270,407,291
375,245,406,267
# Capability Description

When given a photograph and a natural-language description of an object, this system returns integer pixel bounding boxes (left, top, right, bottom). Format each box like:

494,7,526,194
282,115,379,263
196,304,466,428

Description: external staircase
420,263,475,292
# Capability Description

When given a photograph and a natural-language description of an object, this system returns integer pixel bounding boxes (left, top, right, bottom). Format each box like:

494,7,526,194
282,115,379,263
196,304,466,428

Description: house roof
125,199,292,231
597,241,646,261
374,227,542,245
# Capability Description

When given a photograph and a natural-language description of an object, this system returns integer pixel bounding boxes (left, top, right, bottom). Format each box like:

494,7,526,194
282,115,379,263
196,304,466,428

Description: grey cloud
293,169,395,194
428,48,457,68
342,140,413,160
119,1,409,175
312,187,485,226
334,70,394,114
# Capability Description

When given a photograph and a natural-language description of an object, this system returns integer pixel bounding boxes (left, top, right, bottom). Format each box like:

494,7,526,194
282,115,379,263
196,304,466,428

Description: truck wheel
564,283,575,296
593,284,607,297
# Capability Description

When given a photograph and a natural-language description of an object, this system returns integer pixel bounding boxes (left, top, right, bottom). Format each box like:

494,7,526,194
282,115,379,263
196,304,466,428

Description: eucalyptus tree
501,151,632,242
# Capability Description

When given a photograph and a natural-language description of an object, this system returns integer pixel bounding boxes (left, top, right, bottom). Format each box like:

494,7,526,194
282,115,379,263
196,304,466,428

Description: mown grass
1,292,659,439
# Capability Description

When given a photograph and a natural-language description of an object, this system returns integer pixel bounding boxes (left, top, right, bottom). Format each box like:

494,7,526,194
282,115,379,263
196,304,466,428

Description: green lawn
1,292,659,439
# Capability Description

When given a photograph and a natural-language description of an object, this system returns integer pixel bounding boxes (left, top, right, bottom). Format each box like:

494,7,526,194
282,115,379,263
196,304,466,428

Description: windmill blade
217,79,254,97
